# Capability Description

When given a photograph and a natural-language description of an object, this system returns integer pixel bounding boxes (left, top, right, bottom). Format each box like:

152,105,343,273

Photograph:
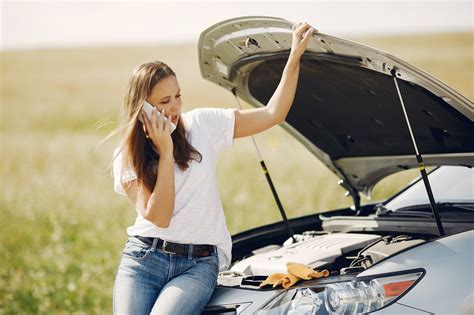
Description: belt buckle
161,240,176,254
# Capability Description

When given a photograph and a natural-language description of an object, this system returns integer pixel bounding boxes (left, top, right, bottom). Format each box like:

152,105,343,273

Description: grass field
1,32,472,313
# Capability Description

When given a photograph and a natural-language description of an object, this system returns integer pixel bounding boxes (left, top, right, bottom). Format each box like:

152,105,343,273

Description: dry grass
1,32,472,313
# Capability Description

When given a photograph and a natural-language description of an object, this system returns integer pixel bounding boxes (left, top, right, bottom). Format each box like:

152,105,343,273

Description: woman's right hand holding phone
142,108,174,157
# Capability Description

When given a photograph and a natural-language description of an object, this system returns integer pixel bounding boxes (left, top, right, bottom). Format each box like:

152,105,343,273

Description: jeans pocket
122,241,151,260
193,253,219,271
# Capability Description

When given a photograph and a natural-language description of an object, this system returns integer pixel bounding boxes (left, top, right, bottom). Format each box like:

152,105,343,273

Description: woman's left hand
290,22,316,59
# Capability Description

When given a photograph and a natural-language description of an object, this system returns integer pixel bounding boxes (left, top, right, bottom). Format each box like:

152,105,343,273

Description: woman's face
147,75,182,126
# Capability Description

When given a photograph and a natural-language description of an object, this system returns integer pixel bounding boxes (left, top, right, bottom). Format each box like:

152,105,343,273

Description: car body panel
205,287,276,314
374,302,432,314
198,16,474,197
360,230,474,314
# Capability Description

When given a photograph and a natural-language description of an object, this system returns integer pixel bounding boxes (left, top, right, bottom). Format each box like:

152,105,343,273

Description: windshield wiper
379,202,474,218
382,210,435,218
436,202,474,211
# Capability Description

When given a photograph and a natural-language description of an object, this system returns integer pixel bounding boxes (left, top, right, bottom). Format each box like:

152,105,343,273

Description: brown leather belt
135,236,216,257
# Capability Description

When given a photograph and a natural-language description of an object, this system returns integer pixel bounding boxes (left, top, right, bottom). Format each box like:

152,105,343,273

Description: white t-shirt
113,107,236,272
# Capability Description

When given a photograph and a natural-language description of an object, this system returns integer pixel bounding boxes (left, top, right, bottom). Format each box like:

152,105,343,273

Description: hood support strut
232,88,296,243
391,68,445,236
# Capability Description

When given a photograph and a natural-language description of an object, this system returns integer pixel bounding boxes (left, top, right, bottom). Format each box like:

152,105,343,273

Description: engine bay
217,231,428,289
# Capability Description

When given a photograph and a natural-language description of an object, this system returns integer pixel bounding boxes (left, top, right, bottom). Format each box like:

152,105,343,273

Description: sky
1,0,472,50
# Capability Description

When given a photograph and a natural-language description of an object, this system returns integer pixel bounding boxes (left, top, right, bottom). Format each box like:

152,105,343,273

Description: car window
385,166,473,211
365,168,422,203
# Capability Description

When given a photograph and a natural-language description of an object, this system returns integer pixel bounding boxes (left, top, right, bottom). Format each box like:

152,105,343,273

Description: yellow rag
259,262,330,289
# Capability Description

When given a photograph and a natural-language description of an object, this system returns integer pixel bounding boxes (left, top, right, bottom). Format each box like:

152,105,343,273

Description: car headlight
255,269,424,314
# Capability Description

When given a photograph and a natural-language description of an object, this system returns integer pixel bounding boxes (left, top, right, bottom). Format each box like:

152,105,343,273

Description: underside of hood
198,16,474,198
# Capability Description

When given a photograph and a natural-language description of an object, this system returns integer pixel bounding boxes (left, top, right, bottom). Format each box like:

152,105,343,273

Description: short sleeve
112,147,137,195
196,108,236,153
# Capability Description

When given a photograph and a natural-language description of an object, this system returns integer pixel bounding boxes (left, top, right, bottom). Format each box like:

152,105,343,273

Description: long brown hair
117,61,201,192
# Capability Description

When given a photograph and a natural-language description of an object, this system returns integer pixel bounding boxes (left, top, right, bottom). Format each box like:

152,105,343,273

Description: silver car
198,16,473,314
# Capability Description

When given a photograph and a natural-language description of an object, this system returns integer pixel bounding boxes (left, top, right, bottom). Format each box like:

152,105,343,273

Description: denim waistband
132,235,217,258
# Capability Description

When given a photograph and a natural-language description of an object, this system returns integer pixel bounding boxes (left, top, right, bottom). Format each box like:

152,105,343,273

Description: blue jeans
113,236,219,315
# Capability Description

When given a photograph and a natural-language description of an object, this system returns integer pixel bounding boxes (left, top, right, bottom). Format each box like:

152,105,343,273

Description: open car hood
198,16,474,198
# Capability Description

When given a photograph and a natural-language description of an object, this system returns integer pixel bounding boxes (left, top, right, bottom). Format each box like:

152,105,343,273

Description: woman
112,22,314,314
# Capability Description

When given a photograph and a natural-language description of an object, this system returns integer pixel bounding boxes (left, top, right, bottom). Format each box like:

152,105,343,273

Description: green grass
1,32,472,313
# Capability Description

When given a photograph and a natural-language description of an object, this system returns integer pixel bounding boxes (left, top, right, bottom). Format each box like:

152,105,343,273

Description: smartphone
138,100,176,134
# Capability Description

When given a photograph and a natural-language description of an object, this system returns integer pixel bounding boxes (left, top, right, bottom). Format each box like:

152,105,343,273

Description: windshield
385,166,473,211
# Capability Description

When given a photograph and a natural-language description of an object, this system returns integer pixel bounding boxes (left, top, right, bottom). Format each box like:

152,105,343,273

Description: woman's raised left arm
233,22,315,139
